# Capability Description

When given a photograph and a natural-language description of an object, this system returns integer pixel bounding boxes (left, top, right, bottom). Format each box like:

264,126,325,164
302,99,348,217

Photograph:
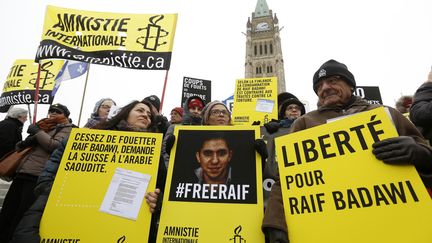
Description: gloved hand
154,115,169,135
264,121,281,134
252,121,261,126
165,134,176,155
16,135,37,149
266,228,289,243
254,139,268,160
27,124,41,135
372,136,432,169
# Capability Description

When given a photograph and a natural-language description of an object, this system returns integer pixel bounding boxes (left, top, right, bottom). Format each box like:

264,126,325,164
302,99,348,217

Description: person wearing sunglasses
0,103,74,243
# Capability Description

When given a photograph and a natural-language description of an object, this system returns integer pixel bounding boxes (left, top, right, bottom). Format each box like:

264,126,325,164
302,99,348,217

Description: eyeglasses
209,109,229,116
286,105,301,111
48,109,63,114
99,105,112,109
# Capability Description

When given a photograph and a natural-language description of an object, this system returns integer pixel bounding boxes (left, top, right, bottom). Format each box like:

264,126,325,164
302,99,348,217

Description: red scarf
37,116,69,132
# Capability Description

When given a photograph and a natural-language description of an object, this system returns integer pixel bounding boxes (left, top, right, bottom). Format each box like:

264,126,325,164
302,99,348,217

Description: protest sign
232,77,277,125
35,5,177,70
275,107,432,243
354,86,383,105
181,76,211,106
40,128,162,243
157,126,264,243
0,59,64,111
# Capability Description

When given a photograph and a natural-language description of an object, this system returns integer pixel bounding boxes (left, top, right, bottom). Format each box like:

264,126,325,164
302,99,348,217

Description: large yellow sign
40,128,162,243
0,59,64,109
275,107,432,243
35,5,178,70
157,126,265,242
232,77,278,125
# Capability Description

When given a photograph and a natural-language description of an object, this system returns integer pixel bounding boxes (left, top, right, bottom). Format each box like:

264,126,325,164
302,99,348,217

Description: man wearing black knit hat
262,59,432,243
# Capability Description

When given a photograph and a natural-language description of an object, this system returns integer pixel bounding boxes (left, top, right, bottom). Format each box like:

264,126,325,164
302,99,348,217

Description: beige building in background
245,0,286,93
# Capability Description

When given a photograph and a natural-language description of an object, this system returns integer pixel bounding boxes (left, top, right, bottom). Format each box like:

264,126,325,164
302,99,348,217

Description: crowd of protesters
0,60,431,243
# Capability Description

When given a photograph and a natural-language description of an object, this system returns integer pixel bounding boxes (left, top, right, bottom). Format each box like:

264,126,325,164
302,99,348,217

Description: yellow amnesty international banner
232,77,278,125
275,107,432,243
0,59,64,110
157,126,265,243
40,128,162,243
35,5,178,70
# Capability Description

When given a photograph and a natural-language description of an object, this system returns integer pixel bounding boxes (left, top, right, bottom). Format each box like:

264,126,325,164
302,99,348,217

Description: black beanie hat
279,98,306,119
49,103,70,117
143,95,161,112
277,92,298,109
313,59,356,93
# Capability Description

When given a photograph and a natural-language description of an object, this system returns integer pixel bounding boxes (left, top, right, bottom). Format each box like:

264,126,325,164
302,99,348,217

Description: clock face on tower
256,22,270,31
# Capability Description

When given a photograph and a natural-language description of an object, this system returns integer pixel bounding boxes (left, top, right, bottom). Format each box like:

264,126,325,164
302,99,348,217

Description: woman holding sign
11,100,166,243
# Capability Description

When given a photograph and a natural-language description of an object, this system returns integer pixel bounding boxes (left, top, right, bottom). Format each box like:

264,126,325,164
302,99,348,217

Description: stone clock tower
245,0,286,93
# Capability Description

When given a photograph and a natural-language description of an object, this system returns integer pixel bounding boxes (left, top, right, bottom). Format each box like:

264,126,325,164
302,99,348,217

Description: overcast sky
1,0,431,125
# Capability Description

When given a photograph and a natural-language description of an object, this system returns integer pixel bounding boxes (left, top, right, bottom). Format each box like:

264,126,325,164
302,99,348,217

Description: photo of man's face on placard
169,129,257,204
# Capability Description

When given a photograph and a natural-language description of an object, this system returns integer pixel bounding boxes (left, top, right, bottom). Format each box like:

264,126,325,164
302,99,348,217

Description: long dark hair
94,100,157,132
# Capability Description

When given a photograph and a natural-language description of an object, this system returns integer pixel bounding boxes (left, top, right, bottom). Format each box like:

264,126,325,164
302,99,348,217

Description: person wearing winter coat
262,60,432,243
10,100,165,243
0,107,28,158
260,93,305,208
0,103,74,243
83,98,116,128
161,96,205,168
409,71,432,145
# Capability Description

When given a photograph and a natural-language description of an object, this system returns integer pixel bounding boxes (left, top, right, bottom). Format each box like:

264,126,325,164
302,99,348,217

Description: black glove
27,124,41,135
16,135,37,149
165,134,176,155
266,228,289,243
252,120,261,126
254,139,268,160
155,115,170,135
372,136,432,169
264,121,281,134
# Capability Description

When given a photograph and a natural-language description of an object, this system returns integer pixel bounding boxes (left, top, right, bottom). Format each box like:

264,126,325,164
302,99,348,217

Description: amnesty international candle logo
229,225,246,243
168,130,258,204
29,61,56,89
136,15,169,51
117,235,125,243
0,59,64,109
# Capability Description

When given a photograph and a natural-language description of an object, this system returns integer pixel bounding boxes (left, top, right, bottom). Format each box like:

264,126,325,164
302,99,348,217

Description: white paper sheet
255,99,274,113
100,167,151,220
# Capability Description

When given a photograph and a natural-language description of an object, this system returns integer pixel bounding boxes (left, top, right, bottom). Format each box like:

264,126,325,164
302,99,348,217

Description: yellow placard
232,77,278,125
0,59,64,109
40,128,162,243
157,126,265,243
35,5,177,70
275,107,432,243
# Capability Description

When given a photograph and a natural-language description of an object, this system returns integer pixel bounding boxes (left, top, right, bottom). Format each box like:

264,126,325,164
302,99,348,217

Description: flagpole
160,70,170,112
27,104,32,124
32,62,41,124
77,63,91,127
